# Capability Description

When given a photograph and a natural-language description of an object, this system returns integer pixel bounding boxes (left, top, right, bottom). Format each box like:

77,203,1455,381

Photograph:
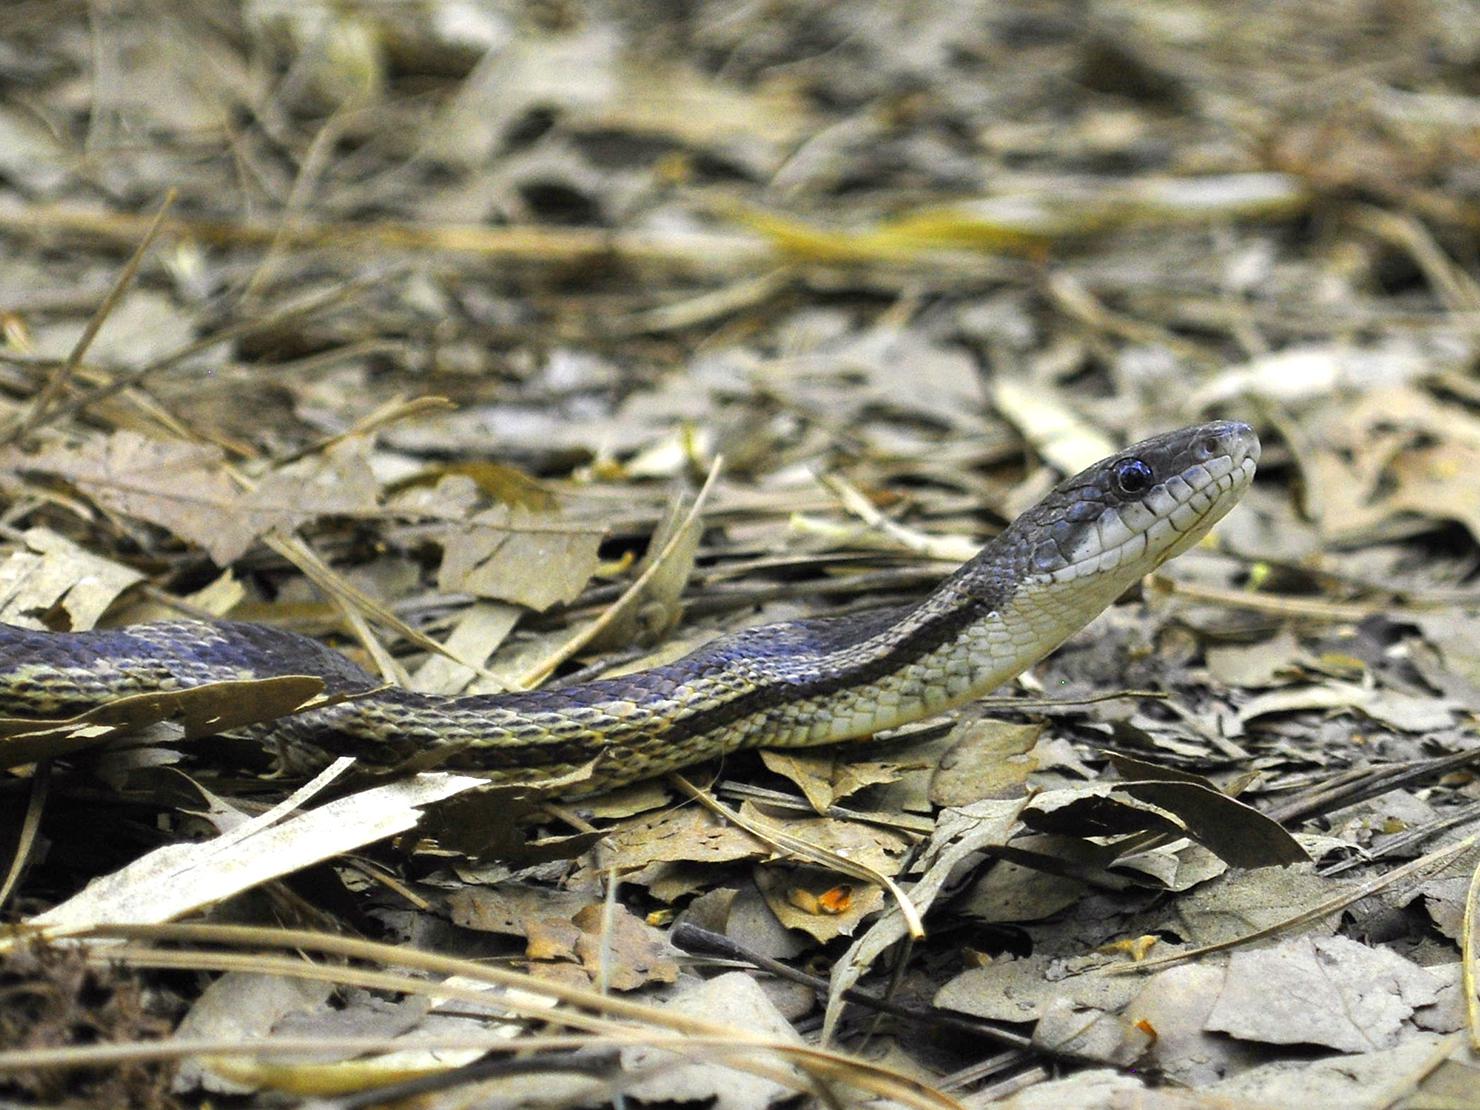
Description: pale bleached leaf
27,768,484,935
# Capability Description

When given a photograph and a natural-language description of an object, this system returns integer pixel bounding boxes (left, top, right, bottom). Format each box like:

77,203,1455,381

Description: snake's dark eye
1114,459,1154,496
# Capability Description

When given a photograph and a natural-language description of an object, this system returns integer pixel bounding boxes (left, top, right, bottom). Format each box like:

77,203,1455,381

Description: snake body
0,422,1258,794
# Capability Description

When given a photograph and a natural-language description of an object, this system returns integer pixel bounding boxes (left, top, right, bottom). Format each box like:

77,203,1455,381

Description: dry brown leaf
1121,965,1265,1086
414,775,605,865
446,885,596,938
237,437,381,536
1297,386,1480,545
758,748,906,813
620,972,806,1108
4,434,381,566
1033,996,1153,1066
11,432,252,564
172,971,339,1096
1169,869,1346,950
525,902,680,991
437,506,604,611
956,860,1087,925
929,718,1043,807
1382,440,1480,545
738,802,910,876
1204,935,1442,1052
582,806,767,881
0,527,144,629
935,952,1142,1026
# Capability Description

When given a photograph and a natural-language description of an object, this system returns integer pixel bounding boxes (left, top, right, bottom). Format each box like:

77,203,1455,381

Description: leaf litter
1,2,1480,1107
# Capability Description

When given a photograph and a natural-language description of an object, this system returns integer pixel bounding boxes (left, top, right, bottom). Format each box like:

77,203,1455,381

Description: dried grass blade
515,456,721,689
3,190,175,441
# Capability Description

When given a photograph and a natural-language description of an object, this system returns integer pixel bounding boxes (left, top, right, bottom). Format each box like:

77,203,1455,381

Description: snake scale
0,422,1258,795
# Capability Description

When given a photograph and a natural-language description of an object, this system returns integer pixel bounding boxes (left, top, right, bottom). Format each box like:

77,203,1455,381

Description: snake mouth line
1049,449,1257,586
1150,454,1257,568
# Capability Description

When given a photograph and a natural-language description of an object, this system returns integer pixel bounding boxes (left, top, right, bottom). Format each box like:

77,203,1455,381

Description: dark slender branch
670,922,1031,1050
1263,746,1480,826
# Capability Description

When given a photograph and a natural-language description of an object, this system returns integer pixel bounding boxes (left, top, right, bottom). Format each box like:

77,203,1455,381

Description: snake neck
290,568,1098,789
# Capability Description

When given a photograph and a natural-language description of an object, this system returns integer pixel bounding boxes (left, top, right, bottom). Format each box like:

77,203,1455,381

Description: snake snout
1201,419,1260,471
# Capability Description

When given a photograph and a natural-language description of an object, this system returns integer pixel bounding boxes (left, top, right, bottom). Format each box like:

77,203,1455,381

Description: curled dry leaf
1237,681,1458,733
0,675,325,768
756,866,883,943
1024,778,1307,870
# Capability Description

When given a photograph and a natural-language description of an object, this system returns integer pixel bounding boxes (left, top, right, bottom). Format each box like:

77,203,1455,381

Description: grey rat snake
0,422,1258,795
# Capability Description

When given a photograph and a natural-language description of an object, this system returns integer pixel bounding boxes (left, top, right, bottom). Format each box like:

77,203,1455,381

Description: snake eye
1114,458,1154,497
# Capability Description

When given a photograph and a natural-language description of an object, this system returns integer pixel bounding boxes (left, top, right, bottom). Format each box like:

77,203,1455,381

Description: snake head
965,420,1260,604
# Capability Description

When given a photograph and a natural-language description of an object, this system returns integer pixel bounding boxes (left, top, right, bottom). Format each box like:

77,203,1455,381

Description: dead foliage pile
1,1,1479,1106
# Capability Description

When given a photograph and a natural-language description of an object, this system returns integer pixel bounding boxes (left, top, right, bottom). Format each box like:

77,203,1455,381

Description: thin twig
670,922,1031,1049
3,189,175,441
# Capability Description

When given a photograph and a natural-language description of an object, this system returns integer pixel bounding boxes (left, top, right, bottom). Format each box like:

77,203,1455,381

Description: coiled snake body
0,422,1258,795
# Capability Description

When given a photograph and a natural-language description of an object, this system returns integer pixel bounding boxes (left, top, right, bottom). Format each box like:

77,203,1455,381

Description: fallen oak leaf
5,432,254,564
4,433,381,566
